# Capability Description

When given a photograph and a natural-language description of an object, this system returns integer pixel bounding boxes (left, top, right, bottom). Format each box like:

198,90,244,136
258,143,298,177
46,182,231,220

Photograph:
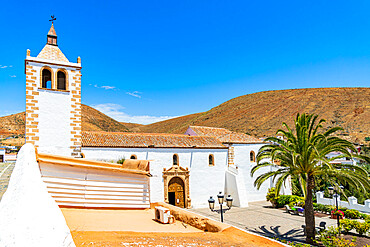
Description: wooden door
168,177,185,208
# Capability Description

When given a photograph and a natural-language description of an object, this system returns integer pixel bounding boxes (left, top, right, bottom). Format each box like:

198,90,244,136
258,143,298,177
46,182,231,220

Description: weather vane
49,15,56,24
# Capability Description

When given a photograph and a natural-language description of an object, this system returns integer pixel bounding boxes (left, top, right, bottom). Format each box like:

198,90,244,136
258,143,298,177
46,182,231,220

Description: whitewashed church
24,24,290,209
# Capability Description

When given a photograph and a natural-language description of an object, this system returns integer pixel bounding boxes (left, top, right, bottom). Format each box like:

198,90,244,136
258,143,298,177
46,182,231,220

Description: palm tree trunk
305,174,315,244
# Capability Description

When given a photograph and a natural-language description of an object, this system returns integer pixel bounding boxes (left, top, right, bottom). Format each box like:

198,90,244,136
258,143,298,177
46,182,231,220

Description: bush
338,206,348,212
315,226,356,247
354,220,370,235
266,188,304,208
117,157,125,164
344,209,360,219
317,203,326,213
360,213,370,221
323,205,335,214
340,219,356,233
266,187,278,207
276,195,304,208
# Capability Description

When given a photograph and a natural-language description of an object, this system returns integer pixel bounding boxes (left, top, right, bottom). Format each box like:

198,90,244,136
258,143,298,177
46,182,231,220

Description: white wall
40,163,150,208
82,147,228,208
232,144,274,203
316,192,370,213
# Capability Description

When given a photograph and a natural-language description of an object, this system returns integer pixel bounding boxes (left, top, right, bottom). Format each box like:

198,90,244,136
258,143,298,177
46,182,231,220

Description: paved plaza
191,201,338,243
0,162,15,201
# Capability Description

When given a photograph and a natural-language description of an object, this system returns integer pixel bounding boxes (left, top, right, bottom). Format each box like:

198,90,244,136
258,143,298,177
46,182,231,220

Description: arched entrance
163,162,190,208
168,177,185,208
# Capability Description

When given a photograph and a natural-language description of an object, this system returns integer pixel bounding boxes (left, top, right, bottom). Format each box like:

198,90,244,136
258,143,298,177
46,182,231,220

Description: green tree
251,113,370,244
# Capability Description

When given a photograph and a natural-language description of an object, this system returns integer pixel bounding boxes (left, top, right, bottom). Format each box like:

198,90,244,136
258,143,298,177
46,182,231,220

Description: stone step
0,163,16,201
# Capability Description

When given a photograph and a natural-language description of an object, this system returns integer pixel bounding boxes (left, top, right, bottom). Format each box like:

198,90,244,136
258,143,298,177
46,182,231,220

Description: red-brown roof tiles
82,131,226,149
188,126,263,144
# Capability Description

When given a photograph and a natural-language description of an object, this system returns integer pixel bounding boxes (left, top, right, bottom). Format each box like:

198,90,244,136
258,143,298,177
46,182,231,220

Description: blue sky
1,1,369,124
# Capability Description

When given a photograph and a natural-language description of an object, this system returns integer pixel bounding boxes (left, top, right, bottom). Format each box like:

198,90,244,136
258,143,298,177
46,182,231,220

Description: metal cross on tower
49,15,56,24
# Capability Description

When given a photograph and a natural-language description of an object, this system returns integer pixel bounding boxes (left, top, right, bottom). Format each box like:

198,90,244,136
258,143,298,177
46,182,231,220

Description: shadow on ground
245,225,306,243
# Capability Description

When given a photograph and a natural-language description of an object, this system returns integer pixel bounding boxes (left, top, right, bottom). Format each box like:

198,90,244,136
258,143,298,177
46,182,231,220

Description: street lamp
328,185,344,230
208,192,233,222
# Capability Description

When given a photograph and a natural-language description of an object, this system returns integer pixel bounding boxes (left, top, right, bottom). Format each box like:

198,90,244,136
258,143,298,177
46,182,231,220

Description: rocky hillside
136,88,370,144
1,88,369,145
81,104,129,132
0,104,129,139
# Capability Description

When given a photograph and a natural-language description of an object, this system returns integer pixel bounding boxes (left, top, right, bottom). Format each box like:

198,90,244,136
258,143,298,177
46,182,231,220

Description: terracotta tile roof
188,126,232,139
37,44,69,62
189,126,263,144
82,131,226,149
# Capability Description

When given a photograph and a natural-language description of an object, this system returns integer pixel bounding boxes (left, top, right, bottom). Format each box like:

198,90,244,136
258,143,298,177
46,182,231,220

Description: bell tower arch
25,22,82,157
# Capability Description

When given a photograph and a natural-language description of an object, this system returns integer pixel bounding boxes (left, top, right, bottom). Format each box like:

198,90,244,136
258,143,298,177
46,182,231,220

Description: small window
130,154,137,159
173,154,179,166
41,68,52,89
250,151,256,162
57,71,66,90
209,154,214,166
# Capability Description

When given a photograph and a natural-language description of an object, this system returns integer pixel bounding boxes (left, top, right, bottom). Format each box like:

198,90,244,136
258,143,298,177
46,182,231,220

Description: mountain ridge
0,87,369,145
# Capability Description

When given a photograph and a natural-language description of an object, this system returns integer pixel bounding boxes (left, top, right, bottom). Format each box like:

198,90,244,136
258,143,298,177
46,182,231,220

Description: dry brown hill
0,104,129,140
81,104,129,132
120,122,144,132
1,88,369,145
0,112,25,136
136,88,370,144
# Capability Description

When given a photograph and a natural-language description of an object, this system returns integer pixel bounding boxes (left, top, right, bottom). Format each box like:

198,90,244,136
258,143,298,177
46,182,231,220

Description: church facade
24,24,290,209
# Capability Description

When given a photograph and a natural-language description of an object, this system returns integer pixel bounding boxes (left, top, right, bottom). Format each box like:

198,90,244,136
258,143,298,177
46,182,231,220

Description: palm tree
251,113,370,244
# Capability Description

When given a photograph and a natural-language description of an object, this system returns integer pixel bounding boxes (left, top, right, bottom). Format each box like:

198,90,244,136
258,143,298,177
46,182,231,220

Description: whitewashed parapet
316,191,370,213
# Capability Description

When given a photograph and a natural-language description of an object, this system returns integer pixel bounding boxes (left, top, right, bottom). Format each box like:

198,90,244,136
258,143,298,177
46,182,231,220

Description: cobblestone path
0,162,16,201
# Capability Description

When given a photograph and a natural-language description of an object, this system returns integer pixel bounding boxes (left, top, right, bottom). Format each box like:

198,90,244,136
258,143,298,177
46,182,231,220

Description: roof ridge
190,125,231,131
83,131,216,138
84,131,223,139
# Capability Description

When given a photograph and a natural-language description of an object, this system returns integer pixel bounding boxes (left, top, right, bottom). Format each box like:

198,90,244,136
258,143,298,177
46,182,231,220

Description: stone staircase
0,163,16,201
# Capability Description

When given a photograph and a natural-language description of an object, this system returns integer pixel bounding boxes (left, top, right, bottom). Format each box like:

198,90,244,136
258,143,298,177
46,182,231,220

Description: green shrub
315,226,356,247
276,195,304,208
266,188,305,208
340,219,356,233
317,203,326,213
338,206,348,212
323,205,335,213
354,221,370,235
266,187,278,207
344,209,360,219
360,213,370,221
117,157,125,164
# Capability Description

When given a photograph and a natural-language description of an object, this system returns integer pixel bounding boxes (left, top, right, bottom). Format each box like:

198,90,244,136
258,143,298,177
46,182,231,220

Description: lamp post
328,185,344,230
208,192,233,222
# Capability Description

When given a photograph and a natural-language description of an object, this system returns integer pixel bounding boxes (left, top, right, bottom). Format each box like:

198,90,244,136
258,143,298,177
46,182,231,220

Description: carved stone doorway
168,177,185,207
163,164,190,208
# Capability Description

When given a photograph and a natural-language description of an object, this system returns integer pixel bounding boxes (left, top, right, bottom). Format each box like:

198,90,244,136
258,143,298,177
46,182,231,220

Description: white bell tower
25,22,82,157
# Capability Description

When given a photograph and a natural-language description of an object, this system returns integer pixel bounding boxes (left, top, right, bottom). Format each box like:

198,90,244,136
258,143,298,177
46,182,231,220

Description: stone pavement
191,201,337,243
0,162,16,201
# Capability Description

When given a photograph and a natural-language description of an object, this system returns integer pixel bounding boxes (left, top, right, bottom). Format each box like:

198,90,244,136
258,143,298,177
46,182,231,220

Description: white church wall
232,143,272,203
188,150,228,208
81,147,228,208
